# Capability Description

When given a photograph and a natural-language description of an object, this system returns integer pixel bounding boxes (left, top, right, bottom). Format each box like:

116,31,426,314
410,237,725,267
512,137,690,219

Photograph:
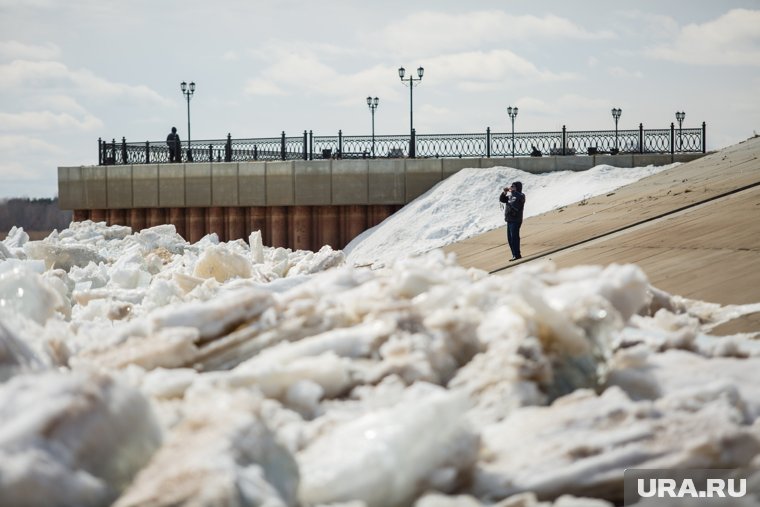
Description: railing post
281,131,286,160
121,137,127,164
98,138,103,165
562,125,566,156
145,141,150,164
225,133,232,162
338,129,343,159
254,145,258,161
670,122,675,155
702,121,706,153
486,127,491,158
303,130,308,160
410,128,416,158
639,123,644,154
111,138,116,165
309,130,313,160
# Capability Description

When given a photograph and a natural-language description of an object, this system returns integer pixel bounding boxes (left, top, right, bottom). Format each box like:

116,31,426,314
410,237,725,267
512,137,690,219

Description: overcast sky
1,0,759,199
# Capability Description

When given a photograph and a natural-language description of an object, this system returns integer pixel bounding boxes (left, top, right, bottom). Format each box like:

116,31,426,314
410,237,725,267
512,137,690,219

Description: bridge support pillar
226,206,245,242
317,205,339,250
107,209,126,227
344,205,367,247
147,208,165,228
207,207,225,242
129,209,146,233
188,208,205,243
290,205,312,251
269,206,288,248
168,208,186,239
73,210,89,222
249,207,268,244
91,209,106,223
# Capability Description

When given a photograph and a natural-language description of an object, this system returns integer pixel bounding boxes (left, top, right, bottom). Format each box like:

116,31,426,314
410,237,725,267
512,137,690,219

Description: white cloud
0,59,67,88
0,135,63,156
377,10,614,56
0,40,60,60
0,161,35,181
619,11,680,40
0,60,171,105
244,78,286,96
648,8,760,66
243,47,573,107
36,95,89,114
266,52,338,87
0,110,103,131
0,0,56,7
608,66,643,79
425,50,576,85
516,94,611,115
556,94,613,112
513,97,553,115
244,49,401,102
419,104,453,117
246,40,361,62
222,50,239,61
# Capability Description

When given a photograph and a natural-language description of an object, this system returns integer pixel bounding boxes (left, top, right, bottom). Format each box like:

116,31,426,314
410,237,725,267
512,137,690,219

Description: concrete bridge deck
443,136,760,332
58,153,700,251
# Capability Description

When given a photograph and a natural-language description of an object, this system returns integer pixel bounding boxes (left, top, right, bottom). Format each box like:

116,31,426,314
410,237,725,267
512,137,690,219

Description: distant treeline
0,197,73,233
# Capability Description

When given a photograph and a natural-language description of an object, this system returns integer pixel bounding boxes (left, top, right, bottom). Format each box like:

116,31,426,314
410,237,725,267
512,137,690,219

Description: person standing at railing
166,127,182,163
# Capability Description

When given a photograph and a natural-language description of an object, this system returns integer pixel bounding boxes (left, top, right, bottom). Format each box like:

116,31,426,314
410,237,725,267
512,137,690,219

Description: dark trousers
507,221,522,258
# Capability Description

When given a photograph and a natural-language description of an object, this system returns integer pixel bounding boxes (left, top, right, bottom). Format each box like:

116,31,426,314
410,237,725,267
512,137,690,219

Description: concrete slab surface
444,136,760,315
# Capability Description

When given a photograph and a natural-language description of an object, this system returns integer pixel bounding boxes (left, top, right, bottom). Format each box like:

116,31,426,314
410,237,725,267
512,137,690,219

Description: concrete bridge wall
58,153,703,250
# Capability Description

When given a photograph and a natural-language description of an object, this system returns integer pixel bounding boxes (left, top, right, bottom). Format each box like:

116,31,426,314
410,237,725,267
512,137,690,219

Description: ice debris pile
1,220,760,507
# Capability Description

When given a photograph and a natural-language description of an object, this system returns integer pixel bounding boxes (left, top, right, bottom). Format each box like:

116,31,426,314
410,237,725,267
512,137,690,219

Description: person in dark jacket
499,181,525,261
166,127,181,163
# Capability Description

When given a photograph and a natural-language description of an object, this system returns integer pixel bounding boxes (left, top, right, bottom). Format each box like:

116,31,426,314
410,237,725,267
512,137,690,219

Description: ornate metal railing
99,122,706,165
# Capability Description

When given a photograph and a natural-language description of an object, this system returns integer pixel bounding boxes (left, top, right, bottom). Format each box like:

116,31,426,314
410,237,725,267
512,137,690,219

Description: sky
0,0,759,199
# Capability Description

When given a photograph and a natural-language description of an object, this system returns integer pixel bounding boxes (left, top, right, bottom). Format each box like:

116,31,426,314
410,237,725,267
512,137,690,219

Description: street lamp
611,107,622,151
675,111,685,150
367,96,379,158
180,81,196,161
399,65,424,157
507,106,519,157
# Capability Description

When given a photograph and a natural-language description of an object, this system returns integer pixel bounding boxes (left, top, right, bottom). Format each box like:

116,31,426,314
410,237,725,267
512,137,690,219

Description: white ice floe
1,160,759,506
297,383,477,507
0,369,161,507
0,321,46,381
473,385,760,501
0,263,65,325
113,387,298,507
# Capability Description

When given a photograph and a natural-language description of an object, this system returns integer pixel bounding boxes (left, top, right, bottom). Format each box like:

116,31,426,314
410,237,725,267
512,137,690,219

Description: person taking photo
499,181,525,261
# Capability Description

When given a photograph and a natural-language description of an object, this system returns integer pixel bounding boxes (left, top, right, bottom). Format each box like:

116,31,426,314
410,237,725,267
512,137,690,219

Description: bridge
97,123,706,165
59,149,705,252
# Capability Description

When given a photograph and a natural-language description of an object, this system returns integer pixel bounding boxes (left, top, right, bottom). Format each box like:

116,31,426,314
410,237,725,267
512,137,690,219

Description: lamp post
675,111,685,150
180,81,196,161
611,107,622,151
399,65,424,157
367,96,379,158
507,106,519,157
